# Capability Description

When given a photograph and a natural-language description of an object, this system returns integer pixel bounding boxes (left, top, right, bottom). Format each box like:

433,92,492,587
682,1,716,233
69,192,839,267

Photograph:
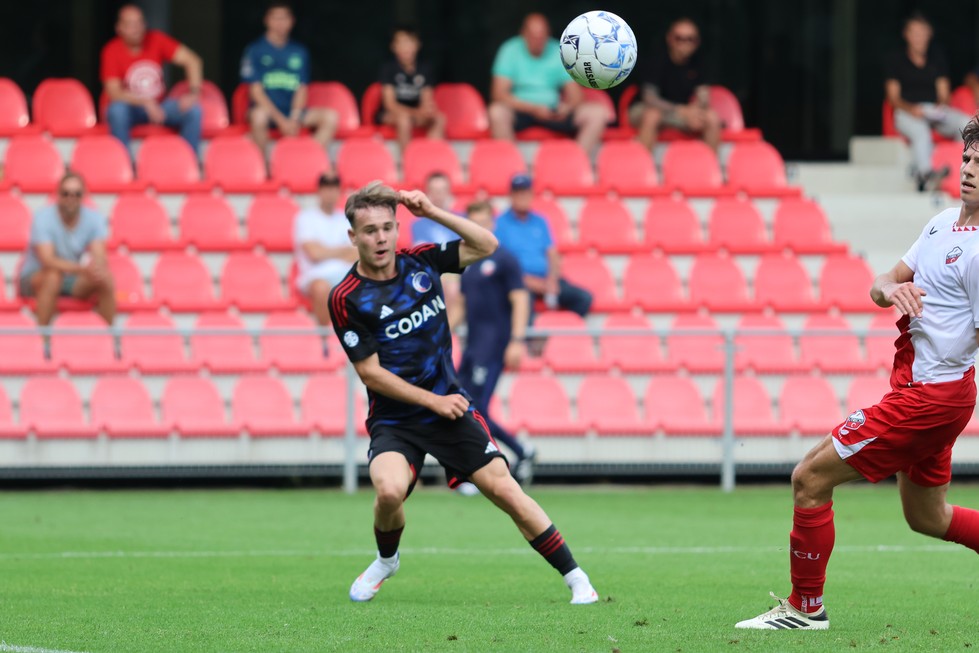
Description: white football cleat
735,592,829,630
565,567,599,604
349,553,399,602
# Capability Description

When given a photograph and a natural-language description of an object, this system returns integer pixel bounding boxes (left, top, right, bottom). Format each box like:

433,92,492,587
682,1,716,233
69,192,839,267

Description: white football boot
349,553,399,602
564,567,599,605
735,592,829,630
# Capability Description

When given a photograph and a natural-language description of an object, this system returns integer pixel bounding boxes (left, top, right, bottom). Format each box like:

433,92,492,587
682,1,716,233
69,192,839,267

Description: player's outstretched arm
871,260,926,317
353,353,470,420
399,190,498,267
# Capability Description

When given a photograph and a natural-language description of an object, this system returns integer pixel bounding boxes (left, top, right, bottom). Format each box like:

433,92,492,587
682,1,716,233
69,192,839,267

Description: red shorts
832,374,975,486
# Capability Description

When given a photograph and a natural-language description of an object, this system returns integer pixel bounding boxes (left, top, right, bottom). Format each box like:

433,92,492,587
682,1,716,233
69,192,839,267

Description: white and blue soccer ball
559,11,637,90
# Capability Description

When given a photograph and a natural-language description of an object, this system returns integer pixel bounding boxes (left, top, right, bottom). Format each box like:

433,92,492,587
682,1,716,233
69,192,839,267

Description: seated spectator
494,173,592,318
294,173,358,326
411,171,462,324
241,1,338,155
101,4,203,157
629,17,721,152
885,12,970,191
378,25,445,153
19,172,115,329
488,13,608,155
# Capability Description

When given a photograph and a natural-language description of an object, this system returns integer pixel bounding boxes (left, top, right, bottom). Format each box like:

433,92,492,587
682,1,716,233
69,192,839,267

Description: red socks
788,501,834,614
943,505,979,552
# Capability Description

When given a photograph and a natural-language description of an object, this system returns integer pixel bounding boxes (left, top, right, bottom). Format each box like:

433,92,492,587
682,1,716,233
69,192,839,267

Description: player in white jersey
736,118,979,631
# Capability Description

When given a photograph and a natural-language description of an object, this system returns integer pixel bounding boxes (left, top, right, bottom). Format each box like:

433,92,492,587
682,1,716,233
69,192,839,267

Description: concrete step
792,162,914,194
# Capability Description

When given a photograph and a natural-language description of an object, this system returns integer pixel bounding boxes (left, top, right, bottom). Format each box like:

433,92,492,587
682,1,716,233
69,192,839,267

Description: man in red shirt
101,4,204,156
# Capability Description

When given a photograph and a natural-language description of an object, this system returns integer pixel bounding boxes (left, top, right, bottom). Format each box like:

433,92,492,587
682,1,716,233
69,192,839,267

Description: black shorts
514,110,577,135
367,410,507,495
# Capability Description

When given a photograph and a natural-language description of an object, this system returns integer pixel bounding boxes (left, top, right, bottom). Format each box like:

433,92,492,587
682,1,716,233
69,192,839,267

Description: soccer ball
559,11,637,90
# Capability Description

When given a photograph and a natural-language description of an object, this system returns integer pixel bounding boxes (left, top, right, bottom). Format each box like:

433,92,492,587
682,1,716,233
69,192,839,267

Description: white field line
0,643,91,653
0,543,963,561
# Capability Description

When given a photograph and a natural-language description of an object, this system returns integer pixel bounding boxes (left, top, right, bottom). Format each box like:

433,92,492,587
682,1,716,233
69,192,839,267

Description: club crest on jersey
411,271,433,293
947,246,964,264
343,330,359,347
839,409,866,436
480,259,497,276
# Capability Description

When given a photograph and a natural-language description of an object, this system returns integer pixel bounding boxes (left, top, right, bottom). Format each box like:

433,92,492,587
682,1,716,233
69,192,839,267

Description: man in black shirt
629,18,720,151
885,12,970,191
331,182,598,605
377,25,445,153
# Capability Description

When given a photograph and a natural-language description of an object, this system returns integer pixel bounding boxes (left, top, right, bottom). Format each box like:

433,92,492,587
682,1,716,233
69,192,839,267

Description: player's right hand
884,281,926,318
428,394,469,420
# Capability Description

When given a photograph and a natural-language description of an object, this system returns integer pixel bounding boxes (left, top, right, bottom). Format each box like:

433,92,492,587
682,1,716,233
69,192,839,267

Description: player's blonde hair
344,180,399,227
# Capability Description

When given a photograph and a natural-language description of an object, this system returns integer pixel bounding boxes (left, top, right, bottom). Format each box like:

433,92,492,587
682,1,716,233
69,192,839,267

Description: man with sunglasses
18,173,115,330
629,17,721,152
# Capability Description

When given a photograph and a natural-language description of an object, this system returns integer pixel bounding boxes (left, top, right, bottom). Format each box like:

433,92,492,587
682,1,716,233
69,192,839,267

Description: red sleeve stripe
329,276,360,328
399,243,437,257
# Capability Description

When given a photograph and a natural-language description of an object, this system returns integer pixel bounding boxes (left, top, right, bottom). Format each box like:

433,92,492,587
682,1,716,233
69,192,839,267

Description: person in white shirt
294,173,358,325
737,118,979,631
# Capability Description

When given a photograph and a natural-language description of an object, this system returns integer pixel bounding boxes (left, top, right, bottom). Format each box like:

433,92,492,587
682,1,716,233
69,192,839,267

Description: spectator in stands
294,173,358,326
19,172,115,332
885,12,970,191
377,25,445,153
488,13,608,156
629,17,721,152
240,1,338,156
411,172,462,324
101,4,203,157
494,174,592,318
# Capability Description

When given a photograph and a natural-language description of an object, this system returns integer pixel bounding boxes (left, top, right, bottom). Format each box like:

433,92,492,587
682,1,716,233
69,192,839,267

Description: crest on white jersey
947,246,964,265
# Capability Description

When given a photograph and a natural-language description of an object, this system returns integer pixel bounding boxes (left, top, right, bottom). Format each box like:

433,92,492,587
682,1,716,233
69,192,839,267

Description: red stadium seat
190,312,264,373
0,193,31,251
220,252,294,312
107,252,158,311
178,195,247,251
688,253,756,312
818,254,880,312
598,313,674,373
772,198,846,255
0,312,53,374
707,198,771,253
865,311,900,371
536,311,602,373
578,376,646,435
508,375,585,435
21,376,98,439
529,197,575,250
779,376,840,435
151,252,224,312
302,374,368,436
69,135,138,193
712,376,782,436
533,141,595,194
120,312,196,374
709,86,747,132
645,376,718,435
799,313,869,373
734,313,803,374
232,376,310,437
91,376,169,438
49,312,126,374
402,139,465,188
0,78,32,136
245,195,300,252
32,78,99,136
108,194,177,251
468,140,527,194
162,376,240,438
622,254,689,312
269,137,331,193
951,84,977,115
336,138,398,188
433,83,490,139
753,254,819,312
559,253,623,312
666,313,724,373
2,136,65,192
360,82,429,139
845,376,891,414
726,141,798,197
643,198,707,253
231,82,249,125
662,141,731,196
167,80,238,138
137,135,205,192
0,384,25,439
577,197,640,253
204,137,273,192
306,81,368,138
260,311,338,373
595,140,660,195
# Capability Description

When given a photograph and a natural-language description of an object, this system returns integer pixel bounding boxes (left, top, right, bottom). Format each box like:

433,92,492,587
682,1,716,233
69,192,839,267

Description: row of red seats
0,132,791,197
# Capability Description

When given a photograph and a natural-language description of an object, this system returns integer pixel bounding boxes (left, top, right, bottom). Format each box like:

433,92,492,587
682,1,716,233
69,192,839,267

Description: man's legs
894,108,936,187
572,101,609,156
71,270,116,325
305,279,333,328
701,107,722,153
458,356,527,461
557,278,592,317
302,107,339,149
633,105,662,150
248,106,273,155
899,473,979,551
161,98,202,157
106,101,146,156
488,102,516,141
25,269,63,327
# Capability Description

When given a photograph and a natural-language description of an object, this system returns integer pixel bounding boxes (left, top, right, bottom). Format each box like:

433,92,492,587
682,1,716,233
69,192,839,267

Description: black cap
318,173,341,187
510,173,532,191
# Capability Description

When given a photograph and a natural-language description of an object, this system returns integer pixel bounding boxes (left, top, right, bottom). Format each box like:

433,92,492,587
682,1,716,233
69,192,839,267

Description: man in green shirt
489,13,610,155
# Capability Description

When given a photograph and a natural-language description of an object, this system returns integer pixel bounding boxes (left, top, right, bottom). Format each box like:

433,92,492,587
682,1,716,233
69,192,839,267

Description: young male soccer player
329,181,598,605
736,119,979,630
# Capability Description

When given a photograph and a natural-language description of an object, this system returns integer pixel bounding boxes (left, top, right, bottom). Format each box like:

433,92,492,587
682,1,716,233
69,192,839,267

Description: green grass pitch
1,483,978,652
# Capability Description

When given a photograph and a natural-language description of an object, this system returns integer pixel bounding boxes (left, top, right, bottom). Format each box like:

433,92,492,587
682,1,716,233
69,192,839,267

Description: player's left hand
399,190,436,217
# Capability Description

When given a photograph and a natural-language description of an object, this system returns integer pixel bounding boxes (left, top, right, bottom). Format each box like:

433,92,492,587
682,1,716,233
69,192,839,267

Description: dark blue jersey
460,247,524,363
329,240,469,428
